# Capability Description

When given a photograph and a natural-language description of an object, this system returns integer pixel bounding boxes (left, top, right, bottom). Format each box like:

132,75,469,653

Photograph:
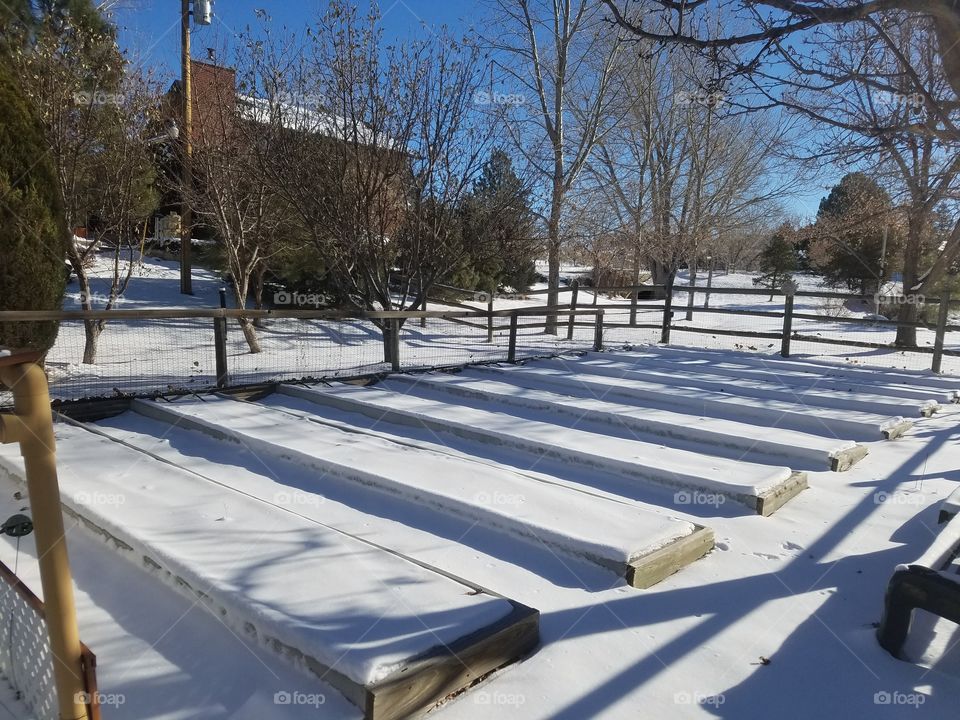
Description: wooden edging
830,445,870,473
755,472,808,517
626,526,715,590
882,420,914,440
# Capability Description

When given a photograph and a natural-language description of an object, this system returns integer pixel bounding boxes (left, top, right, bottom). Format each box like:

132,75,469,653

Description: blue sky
111,0,824,219
112,1,480,79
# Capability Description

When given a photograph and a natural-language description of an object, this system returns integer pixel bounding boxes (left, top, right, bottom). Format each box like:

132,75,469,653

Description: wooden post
684,261,697,322
390,318,401,372
486,288,494,343
660,279,674,344
593,309,605,351
213,289,228,388
629,286,638,327
932,291,950,373
781,280,797,358
508,312,518,363
567,280,579,340
179,0,193,295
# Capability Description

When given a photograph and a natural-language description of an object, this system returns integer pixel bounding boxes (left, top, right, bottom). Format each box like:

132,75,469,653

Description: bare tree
12,11,158,363
252,3,494,359
489,0,623,332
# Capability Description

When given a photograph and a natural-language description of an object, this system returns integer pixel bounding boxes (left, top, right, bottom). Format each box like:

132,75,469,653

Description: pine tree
0,60,68,351
753,226,798,301
810,173,900,295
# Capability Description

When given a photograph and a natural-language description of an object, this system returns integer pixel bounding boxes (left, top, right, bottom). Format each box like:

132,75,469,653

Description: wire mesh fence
2,285,959,408
0,307,603,407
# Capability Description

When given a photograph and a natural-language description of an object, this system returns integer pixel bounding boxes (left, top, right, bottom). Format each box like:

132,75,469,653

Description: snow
372,369,859,471
0,424,516,688
284,379,795,504
476,360,909,441
125,395,698,573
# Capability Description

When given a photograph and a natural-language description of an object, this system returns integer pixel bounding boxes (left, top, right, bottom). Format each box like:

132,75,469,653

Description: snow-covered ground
0,347,959,718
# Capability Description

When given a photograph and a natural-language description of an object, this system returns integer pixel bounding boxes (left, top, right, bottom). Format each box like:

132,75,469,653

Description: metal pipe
0,357,86,719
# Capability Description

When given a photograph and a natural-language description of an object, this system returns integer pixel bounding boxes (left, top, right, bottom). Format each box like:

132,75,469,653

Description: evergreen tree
810,172,900,295
0,61,67,351
452,151,538,292
753,225,798,301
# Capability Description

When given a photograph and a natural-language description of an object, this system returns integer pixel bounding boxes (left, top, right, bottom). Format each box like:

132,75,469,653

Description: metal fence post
567,280,579,340
390,317,401,372
660,280,674,344
781,279,797,358
593,309,604,352
932,291,950,373
508,312,519,362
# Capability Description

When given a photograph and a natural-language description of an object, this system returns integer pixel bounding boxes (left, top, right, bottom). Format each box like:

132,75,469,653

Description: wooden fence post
390,318,401,372
567,280,579,340
660,280,674,344
932,291,950,373
593,309,604,352
629,286,638,327
781,279,797,358
214,288,228,388
508,312,519,363
486,288,495,343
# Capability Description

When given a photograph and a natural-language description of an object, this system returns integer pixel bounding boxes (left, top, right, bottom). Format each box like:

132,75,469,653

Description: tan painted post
0,353,87,719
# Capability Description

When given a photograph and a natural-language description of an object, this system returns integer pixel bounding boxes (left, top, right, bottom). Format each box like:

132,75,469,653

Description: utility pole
179,0,212,295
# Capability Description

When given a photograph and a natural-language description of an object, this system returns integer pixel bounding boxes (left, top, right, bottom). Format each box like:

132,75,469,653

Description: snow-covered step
468,362,912,442
940,486,960,524
0,423,539,720
276,384,807,516
380,372,867,471
625,346,960,398
101,401,714,590
597,349,956,404
562,355,940,417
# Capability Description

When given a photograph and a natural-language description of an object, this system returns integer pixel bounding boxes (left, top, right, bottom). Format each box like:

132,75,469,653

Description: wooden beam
626,526,714,589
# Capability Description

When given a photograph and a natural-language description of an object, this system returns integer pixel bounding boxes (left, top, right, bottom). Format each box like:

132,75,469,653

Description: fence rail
1,281,958,407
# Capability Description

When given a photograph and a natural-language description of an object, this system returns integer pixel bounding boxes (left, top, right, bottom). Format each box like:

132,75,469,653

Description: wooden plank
626,526,714,589
883,420,914,440
830,444,869,472
755,472,808,517
366,602,539,720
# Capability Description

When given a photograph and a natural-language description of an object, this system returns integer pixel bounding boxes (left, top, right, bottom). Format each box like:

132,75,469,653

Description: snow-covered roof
237,95,399,151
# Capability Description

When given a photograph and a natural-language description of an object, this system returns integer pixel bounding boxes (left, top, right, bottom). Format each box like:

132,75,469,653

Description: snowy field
3,254,958,410
1,347,960,717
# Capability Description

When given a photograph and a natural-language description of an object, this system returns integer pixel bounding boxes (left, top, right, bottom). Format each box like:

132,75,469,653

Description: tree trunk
545,182,563,335
239,317,262,354
81,320,101,365
896,219,923,347
252,268,265,329
650,259,670,300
